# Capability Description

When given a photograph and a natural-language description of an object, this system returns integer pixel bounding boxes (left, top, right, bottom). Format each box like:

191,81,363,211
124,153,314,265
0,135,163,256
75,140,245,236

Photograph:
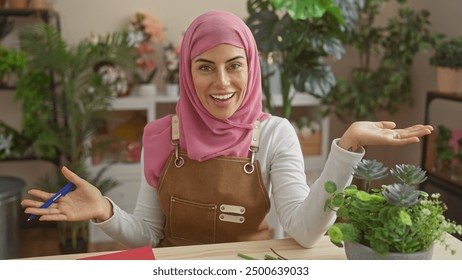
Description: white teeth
211,93,234,100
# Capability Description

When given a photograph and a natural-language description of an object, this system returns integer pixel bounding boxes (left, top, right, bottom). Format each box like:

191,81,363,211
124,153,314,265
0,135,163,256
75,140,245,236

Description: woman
22,10,433,248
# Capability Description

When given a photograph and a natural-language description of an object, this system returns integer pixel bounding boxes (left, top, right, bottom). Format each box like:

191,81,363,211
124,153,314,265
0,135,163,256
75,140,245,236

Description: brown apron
157,116,271,247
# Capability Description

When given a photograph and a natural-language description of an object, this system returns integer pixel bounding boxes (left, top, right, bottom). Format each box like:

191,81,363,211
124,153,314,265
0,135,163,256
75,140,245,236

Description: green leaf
332,193,344,207
356,191,372,201
399,210,412,226
324,180,337,193
327,225,343,243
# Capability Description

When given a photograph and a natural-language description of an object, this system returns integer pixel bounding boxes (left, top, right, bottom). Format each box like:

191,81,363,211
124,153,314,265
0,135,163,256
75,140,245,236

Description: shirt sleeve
267,119,364,248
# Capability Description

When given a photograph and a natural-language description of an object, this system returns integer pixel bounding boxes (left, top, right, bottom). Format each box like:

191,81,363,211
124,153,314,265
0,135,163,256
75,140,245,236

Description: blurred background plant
246,0,361,119
127,10,164,85
163,42,180,84
0,46,27,85
14,23,134,252
322,0,442,123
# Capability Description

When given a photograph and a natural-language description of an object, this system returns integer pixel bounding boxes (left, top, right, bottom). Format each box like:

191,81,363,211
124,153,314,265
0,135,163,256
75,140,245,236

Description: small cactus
383,183,422,207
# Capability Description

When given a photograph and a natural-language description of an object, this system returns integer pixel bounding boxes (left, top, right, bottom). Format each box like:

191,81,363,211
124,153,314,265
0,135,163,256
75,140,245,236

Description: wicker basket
298,132,321,156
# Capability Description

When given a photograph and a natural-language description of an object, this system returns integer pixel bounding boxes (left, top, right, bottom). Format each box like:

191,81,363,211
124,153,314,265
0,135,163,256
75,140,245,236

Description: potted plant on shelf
430,36,462,94
16,23,134,253
324,159,462,259
127,10,164,97
163,41,180,97
0,46,27,86
321,0,440,123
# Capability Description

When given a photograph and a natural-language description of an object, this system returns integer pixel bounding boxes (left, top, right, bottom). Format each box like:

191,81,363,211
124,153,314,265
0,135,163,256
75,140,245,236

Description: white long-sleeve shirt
93,116,364,248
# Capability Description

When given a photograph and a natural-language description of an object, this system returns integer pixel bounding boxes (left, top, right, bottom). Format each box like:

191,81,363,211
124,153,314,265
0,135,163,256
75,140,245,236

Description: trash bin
0,176,25,259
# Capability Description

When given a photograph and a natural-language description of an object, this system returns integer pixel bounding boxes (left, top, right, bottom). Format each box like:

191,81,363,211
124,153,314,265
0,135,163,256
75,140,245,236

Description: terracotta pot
30,0,48,9
7,0,29,9
437,67,462,94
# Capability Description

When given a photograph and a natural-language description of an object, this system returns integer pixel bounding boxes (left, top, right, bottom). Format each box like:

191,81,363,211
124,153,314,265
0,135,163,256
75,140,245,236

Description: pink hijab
143,10,270,188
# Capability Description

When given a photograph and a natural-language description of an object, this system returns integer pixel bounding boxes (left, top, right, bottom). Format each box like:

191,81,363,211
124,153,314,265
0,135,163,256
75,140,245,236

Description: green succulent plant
324,159,462,256
382,183,422,207
352,159,389,191
390,164,427,186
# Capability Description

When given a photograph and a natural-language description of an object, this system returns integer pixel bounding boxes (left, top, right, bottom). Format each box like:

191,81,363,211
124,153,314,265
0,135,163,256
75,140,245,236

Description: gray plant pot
344,241,434,260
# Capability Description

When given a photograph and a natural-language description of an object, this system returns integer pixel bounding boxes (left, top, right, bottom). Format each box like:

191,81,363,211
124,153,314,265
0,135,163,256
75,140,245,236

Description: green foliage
324,160,462,256
322,0,440,122
15,23,134,250
435,125,454,162
268,0,343,21
246,0,361,118
430,37,462,69
0,46,27,79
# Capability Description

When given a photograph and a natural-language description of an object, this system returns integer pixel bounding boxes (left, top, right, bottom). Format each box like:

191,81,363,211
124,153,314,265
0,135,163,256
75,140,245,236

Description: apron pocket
169,196,217,244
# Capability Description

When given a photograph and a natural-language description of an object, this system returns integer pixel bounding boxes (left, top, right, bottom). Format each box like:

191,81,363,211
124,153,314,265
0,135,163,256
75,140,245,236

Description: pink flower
128,10,164,84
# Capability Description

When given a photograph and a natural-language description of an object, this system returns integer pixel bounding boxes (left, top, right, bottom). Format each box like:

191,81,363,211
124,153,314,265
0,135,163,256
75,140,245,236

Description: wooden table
21,234,462,260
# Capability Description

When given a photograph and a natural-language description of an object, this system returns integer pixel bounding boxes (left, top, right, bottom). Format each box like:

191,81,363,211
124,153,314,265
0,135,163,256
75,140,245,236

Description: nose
214,68,230,88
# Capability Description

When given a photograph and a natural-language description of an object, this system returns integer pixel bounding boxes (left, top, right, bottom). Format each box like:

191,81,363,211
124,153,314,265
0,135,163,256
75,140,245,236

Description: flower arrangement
163,42,180,84
324,159,462,257
127,10,164,84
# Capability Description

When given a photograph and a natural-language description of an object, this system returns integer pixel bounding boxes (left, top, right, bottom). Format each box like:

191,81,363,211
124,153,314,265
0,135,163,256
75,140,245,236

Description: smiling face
191,44,248,120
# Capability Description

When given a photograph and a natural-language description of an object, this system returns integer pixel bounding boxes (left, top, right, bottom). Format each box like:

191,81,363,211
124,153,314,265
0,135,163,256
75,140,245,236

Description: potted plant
0,46,27,86
246,0,360,119
127,10,164,97
430,37,462,94
16,23,134,253
324,159,462,259
322,0,440,122
163,41,180,97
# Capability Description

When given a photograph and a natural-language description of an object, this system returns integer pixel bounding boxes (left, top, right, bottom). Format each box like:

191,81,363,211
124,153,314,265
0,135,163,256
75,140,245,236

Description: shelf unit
420,91,462,240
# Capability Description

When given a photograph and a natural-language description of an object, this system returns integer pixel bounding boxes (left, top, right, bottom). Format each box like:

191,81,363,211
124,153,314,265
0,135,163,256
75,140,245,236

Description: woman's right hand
21,166,113,222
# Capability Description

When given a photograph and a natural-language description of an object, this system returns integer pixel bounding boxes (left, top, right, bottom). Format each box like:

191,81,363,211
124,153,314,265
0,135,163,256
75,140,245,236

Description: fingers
21,198,59,209
378,121,396,129
61,166,78,182
26,188,54,201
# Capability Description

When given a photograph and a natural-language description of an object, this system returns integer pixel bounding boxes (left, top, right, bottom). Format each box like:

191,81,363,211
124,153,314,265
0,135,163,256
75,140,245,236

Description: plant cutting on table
324,159,462,258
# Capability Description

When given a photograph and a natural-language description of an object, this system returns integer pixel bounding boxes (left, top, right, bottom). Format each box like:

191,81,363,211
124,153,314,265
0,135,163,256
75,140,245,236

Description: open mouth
211,93,235,102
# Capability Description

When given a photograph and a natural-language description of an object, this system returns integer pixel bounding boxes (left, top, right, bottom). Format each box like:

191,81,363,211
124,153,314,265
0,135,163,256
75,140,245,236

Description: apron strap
171,115,261,174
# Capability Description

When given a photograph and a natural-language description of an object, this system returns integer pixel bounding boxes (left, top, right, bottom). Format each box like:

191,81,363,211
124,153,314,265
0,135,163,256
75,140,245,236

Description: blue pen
27,182,77,222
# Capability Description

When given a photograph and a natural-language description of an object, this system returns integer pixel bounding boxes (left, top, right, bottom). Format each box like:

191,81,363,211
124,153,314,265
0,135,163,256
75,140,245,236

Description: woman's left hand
338,121,433,152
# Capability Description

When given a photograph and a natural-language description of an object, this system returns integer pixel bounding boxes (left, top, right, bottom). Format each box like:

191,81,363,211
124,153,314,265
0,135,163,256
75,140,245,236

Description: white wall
53,0,248,45
0,0,248,195
2,0,462,188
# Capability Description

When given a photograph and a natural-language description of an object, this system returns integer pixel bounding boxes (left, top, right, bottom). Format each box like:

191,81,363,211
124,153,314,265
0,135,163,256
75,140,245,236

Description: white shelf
267,92,322,107
109,94,178,122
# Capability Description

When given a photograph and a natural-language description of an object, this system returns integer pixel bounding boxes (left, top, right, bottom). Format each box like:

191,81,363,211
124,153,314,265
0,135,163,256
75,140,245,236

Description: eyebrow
193,55,246,64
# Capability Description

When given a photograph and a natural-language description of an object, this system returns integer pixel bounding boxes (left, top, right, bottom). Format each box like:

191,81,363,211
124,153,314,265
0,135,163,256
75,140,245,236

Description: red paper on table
78,246,155,260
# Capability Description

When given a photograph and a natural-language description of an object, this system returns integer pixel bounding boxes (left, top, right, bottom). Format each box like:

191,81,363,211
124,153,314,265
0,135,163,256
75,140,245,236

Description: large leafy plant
322,0,440,122
324,159,462,256
246,0,361,118
15,23,134,250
